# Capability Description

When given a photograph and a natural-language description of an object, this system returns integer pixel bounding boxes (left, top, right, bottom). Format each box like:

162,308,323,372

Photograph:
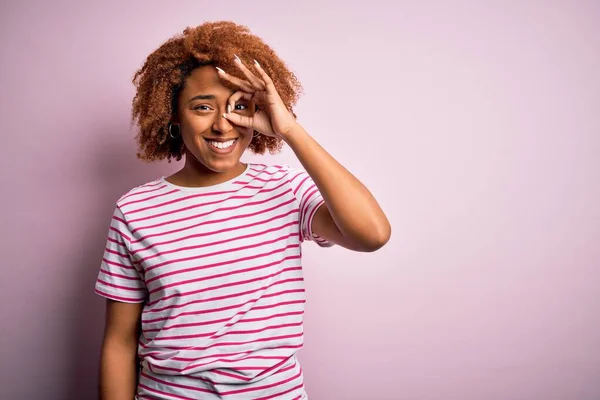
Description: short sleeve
94,206,148,303
286,167,335,248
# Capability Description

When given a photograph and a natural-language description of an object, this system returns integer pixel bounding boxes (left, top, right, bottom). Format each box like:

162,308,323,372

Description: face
174,65,255,174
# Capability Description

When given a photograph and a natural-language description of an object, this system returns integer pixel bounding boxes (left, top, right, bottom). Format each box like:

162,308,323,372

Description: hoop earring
168,123,180,139
253,131,260,138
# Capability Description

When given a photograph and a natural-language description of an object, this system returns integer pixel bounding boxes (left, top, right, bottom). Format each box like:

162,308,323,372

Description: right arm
99,299,144,400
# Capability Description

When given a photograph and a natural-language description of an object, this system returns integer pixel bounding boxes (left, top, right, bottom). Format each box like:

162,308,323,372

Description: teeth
208,139,235,149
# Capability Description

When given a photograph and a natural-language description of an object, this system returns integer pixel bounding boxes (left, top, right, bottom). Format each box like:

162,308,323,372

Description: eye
235,103,248,111
193,104,212,111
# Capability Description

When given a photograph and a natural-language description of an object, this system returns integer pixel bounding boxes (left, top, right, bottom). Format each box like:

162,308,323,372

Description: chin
185,137,250,173
193,147,245,173
205,157,240,173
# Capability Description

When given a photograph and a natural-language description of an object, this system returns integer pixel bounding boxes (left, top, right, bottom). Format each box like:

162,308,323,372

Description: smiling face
174,65,255,176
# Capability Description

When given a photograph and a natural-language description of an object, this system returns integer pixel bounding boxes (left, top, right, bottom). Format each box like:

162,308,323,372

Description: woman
96,21,391,399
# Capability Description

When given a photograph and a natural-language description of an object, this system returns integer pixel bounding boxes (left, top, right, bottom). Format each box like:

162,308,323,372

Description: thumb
223,112,253,129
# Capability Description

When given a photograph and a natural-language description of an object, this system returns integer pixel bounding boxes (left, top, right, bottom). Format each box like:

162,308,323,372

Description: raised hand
216,55,298,139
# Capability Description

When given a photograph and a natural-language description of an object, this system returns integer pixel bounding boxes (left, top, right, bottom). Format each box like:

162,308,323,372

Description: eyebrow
188,90,236,103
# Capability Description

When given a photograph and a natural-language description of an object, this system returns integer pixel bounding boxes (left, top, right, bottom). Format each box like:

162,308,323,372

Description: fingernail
223,113,228,119
234,54,241,63
227,105,232,114
254,59,260,68
216,66,225,74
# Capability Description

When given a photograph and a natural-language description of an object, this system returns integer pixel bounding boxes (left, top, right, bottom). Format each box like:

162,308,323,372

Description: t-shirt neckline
159,163,252,193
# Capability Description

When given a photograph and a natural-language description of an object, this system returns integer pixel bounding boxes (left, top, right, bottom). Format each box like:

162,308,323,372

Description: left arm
219,56,391,251
284,124,391,252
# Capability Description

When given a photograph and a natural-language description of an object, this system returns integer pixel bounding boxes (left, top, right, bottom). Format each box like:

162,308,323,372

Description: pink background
1,1,599,399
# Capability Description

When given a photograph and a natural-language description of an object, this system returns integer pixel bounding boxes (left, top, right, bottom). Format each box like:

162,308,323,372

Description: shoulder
248,163,294,181
114,177,166,209
248,163,305,181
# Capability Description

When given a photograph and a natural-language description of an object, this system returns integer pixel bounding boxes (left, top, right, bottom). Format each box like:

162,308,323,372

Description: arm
284,124,391,252
219,58,391,251
99,299,143,400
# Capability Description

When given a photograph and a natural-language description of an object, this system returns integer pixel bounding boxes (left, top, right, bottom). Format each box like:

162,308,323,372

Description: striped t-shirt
94,163,333,400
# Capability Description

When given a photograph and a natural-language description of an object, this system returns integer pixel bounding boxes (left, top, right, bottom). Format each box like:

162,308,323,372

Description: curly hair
131,21,302,162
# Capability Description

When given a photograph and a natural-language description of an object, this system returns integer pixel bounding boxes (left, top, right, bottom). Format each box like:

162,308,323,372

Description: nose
212,111,233,134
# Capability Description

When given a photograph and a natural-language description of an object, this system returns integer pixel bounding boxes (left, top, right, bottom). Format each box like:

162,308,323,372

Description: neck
168,152,246,188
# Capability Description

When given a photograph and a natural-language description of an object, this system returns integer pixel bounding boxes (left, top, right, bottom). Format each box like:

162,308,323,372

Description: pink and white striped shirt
95,163,333,399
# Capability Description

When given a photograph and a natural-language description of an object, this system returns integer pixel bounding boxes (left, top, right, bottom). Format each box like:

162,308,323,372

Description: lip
203,137,239,142
204,137,238,155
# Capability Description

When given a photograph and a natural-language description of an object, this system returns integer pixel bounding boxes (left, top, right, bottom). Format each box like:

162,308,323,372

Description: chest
125,185,303,298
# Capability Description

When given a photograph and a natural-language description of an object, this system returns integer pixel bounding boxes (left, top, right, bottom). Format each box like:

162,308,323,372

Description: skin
100,59,391,399
167,66,257,187
99,300,142,399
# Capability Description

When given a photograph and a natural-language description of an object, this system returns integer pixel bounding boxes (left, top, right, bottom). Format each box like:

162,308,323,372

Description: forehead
181,66,231,97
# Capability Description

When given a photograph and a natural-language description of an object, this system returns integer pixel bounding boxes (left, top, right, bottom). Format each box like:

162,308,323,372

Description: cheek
182,117,210,135
181,119,213,147
240,127,254,145
179,121,206,151
239,105,256,137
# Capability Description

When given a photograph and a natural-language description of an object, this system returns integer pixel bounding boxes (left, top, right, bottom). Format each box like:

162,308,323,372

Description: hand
217,55,298,139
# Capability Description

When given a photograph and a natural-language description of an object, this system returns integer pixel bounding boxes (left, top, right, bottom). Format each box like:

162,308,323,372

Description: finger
252,60,277,92
233,55,266,91
223,112,254,129
216,67,255,93
244,89,270,106
228,91,254,114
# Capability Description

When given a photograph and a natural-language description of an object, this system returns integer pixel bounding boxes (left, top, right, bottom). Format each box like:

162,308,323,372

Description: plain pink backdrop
1,1,599,399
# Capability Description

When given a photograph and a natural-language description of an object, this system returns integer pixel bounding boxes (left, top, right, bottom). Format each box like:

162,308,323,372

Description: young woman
96,21,391,400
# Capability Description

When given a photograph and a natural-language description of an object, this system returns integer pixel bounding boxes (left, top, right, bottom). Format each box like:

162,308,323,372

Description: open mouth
204,138,238,153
